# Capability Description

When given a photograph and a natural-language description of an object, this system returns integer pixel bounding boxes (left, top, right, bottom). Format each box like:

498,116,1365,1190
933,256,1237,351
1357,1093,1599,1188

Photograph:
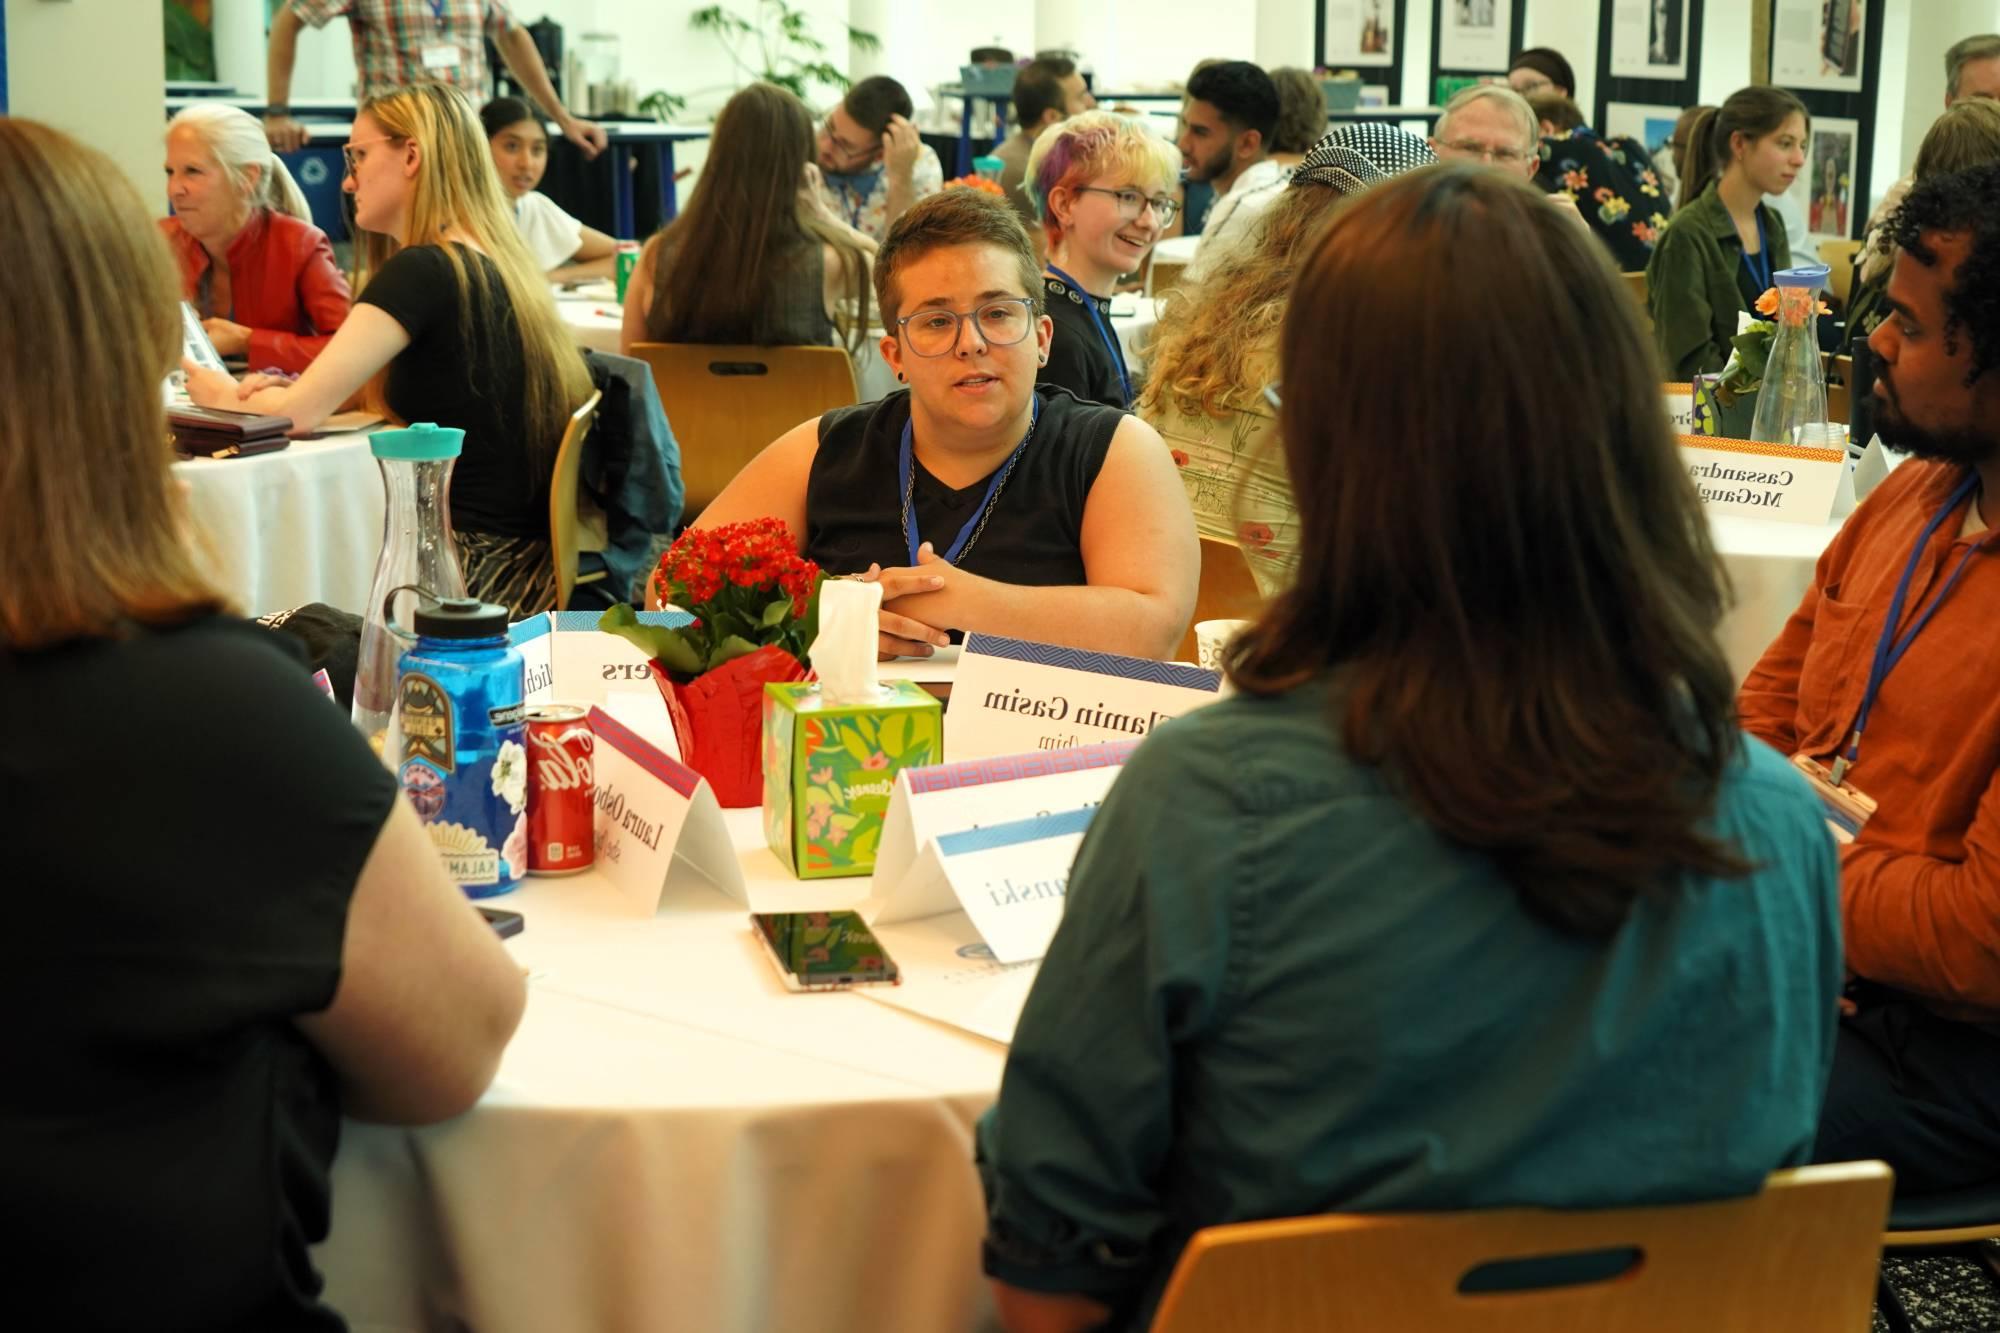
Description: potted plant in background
690,0,881,100
599,518,824,807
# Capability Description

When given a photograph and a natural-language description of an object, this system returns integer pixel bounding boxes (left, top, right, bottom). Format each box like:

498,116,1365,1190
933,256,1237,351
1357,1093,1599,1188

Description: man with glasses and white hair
1432,85,1591,232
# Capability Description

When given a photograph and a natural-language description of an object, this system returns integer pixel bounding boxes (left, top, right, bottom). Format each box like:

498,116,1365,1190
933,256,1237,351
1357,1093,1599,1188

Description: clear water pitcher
1750,263,1833,445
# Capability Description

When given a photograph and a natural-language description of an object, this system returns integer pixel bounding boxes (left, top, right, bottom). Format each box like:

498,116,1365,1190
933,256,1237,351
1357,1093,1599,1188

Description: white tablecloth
1711,513,1842,683
175,431,383,618
1112,294,1162,379
314,798,1006,1333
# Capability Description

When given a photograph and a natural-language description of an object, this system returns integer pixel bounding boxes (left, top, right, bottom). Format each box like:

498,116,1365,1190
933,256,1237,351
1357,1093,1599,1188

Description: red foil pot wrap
651,645,811,808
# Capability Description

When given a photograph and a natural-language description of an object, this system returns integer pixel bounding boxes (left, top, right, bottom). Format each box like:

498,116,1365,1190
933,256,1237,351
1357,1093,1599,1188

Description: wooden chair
1148,1162,1893,1333
627,342,859,521
1148,257,1190,299
1175,536,1263,664
1820,238,1864,309
1621,270,1649,308
548,389,604,611
1824,353,1856,431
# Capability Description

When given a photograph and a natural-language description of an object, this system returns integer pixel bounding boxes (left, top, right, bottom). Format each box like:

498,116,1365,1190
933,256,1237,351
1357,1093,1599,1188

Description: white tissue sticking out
811,578,884,705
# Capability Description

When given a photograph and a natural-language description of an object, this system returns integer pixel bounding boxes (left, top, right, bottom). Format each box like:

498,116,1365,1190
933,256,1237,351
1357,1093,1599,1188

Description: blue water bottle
393,596,529,898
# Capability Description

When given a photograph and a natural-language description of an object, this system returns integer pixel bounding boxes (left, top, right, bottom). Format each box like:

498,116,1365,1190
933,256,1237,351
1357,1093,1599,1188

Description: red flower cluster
656,517,821,619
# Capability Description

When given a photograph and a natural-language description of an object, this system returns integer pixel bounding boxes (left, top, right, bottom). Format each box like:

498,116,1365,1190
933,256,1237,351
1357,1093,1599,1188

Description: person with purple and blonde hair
1025,110,1181,408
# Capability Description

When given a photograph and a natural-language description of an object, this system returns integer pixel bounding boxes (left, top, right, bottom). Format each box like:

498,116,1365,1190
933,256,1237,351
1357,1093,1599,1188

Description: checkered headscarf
1289,122,1436,197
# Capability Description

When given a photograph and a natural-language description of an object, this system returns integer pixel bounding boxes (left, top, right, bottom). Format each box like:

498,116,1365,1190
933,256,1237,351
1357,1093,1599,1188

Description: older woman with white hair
161,103,351,372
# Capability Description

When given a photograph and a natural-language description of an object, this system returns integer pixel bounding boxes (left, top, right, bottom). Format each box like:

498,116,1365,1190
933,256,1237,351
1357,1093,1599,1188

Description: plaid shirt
290,0,512,98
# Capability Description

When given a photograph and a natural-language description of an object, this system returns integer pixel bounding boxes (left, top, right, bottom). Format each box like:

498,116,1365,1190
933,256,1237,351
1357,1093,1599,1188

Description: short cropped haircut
1025,109,1182,250
874,188,1044,325
1525,90,1586,133
844,75,913,135
1186,60,1280,141
1507,47,1577,97
1013,56,1077,130
1886,159,2000,387
1947,34,2000,99
1269,67,1327,154
1435,85,1538,154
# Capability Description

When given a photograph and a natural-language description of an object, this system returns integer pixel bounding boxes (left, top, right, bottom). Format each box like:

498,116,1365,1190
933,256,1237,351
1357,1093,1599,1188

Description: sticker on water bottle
400,673,455,772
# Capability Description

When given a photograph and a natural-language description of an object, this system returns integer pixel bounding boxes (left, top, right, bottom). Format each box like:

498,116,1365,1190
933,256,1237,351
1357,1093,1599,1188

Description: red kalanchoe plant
598,517,825,677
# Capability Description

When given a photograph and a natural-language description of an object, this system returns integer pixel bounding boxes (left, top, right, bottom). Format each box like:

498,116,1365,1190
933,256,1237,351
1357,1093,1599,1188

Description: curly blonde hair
1139,183,1339,418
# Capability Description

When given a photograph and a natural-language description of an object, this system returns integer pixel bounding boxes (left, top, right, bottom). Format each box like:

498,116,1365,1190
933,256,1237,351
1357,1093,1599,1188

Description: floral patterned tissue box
762,680,942,878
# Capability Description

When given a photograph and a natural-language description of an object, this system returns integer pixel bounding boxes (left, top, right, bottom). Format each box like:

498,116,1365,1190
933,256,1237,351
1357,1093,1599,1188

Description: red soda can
525,705,595,875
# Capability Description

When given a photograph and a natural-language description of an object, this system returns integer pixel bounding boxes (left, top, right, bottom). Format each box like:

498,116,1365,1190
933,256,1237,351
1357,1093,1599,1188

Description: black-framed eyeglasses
1074,185,1181,225
819,116,880,163
895,298,1039,357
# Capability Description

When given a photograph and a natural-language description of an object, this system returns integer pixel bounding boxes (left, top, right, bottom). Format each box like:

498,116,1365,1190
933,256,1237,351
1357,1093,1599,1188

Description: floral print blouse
1535,128,1671,273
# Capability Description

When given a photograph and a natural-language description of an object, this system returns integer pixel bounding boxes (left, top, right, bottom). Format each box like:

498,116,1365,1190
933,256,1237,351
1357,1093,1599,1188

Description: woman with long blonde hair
187,82,594,616
1,118,523,1329
1138,124,1433,594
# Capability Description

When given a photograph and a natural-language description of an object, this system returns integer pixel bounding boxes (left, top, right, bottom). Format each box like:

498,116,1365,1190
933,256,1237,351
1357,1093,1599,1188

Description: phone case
168,404,294,439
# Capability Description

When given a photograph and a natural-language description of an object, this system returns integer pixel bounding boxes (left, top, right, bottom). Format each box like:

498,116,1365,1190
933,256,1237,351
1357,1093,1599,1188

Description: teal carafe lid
370,422,464,461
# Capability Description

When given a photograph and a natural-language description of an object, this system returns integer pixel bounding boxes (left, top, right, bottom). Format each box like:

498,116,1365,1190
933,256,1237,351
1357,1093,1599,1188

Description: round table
313,803,1006,1333
1710,512,1843,683
174,430,383,618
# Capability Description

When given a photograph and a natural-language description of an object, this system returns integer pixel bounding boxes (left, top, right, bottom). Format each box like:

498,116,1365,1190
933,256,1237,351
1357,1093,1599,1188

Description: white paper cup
1195,618,1251,671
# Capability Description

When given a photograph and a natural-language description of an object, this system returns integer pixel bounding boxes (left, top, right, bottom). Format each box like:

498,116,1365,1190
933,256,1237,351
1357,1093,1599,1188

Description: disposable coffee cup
1195,618,1251,672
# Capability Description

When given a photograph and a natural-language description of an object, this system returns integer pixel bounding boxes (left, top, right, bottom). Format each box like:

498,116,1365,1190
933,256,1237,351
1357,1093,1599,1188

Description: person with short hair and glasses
1026,111,1182,408
692,189,1197,662
811,74,943,241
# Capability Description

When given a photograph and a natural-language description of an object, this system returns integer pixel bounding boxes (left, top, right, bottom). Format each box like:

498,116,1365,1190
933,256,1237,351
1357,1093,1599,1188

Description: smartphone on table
751,910,900,991
477,906,525,939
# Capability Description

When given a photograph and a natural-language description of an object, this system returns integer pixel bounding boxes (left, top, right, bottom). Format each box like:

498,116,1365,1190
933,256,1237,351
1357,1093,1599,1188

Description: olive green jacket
1645,184,1791,381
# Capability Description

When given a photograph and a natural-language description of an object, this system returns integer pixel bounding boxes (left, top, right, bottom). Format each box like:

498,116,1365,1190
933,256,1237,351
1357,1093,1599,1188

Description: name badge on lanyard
421,44,463,74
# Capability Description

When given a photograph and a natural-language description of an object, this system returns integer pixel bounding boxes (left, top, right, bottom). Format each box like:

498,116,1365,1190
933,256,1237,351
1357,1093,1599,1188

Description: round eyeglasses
895,298,1038,357
1074,186,1181,226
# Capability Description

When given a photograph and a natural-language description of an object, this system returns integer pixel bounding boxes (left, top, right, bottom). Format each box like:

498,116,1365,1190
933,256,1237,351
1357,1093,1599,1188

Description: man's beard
1190,142,1234,183
1875,367,1997,465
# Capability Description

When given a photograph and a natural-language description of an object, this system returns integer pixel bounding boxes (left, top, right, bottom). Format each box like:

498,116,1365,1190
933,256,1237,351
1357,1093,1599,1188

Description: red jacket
160,208,352,374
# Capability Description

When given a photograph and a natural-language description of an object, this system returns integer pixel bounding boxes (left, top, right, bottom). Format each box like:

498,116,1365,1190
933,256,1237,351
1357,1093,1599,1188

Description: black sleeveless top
805,386,1123,587
1037,273,1130,409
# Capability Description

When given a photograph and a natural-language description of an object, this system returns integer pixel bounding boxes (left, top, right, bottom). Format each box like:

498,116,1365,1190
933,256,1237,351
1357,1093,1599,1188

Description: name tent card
870,741,1137,925
1678,435,1846,525
890,807,1098,963
944,633,1220,762
586,705,745,912
1663,383,1695,434
512,611,692,752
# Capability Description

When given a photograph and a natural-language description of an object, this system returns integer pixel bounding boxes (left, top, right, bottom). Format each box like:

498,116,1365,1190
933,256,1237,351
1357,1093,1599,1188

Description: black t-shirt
360,243,547,538
806,385,1122,590
1037,274,1131,409
0,615,397,1331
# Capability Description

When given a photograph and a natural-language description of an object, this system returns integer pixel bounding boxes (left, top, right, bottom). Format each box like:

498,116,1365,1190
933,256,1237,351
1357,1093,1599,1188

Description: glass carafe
352,423,467,748
1750,263,1833,445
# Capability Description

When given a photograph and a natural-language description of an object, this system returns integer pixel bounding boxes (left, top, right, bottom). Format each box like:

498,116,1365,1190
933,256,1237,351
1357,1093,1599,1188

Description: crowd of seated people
15,19,2000,1330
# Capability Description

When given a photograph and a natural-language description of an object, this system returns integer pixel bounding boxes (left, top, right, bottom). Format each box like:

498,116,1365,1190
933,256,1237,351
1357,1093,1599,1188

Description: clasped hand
857,542,953,660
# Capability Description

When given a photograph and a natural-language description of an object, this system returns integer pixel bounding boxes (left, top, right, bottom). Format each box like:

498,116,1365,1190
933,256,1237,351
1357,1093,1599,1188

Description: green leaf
855,715,878,745
761,597,793,628
707,634,762,671
879,712,906,757
829,812,861,831
849,825,880,863
840,726,874,766
808,782,840,809
847,26,882,51
598,603,703,675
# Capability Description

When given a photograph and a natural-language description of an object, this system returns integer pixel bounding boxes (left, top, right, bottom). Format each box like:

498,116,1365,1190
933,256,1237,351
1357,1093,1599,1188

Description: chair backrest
548,388,604,611
1621,270,1649,307
1148,1162,1892,1333
1819,238,1864,308
1826,352,1855,433
1148,257,1190,300
1176,535,1264,663
628,342,859,520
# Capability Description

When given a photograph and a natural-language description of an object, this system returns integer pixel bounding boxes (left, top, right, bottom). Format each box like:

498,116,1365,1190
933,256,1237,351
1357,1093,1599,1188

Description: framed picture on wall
1609,0,1689,81
1324,0,1398,67
1438,0,1513,74
1604,100,1686,164
1771,0,1866,94
1784,114,1860,240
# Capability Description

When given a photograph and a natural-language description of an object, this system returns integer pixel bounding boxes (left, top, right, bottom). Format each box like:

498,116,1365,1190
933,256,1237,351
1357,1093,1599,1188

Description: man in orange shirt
1739,161,2000,1196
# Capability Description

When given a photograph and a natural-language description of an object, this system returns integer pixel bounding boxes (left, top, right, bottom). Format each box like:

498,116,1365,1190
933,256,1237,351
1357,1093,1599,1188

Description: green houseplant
690,0,881,100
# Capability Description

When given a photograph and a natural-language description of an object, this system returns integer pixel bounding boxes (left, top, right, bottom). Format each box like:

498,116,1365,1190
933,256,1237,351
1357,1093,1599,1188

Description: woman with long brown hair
977,165,1841,1333
0,119,522,1329
620,82,874,359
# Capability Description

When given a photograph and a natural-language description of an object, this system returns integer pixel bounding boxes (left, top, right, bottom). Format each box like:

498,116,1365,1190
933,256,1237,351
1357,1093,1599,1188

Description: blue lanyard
1741,210,1773,295
1045,265,1130,407
428,0,449,26
897,398,1039,567
1830,472,1988,784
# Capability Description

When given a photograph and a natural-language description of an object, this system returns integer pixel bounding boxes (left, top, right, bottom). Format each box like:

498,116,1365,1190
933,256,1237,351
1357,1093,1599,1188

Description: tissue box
762,680,942,878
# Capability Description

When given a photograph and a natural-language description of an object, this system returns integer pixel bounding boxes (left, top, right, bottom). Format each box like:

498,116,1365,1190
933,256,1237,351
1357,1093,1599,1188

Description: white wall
1697,0,1750,105
3,0,166,211
1527,0,1600,115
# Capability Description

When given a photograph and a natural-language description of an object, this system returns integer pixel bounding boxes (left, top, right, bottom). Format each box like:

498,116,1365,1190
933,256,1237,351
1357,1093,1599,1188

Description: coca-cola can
525,705,595,875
